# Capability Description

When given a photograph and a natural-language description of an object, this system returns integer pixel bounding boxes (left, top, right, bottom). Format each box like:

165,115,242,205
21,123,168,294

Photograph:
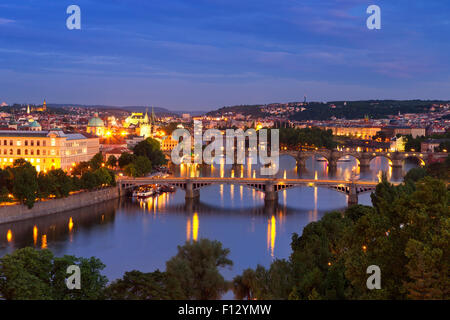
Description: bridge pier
358,156,371,168
185,181,200,200
391,158,403,168
296,157,307,168
264,182,278,202
348,183,358,206
328,159,338,170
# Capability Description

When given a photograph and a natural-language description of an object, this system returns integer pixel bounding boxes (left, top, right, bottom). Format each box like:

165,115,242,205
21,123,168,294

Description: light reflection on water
0,155,418,282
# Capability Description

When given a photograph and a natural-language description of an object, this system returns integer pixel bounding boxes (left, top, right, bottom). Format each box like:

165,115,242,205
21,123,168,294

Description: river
0,155,419,286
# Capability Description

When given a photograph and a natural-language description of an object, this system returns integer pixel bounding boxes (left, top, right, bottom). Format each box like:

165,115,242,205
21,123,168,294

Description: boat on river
132,186,155,198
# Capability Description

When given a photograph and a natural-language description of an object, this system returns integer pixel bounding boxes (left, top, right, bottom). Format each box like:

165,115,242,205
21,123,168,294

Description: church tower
139,108,151,138
43,99,47,111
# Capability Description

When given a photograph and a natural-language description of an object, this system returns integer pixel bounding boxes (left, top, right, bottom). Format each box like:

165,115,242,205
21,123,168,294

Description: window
31,150,34,155
16,140,21,146
43,150,46,155
25,149,28,155
3,149,6,155
51,138,55,147
17,149,21,155
9,149,13,155
37,150,40,155
25,140,28,146
9,140,12,146
31,140,34,146
3,140,6,146
43,141,46,147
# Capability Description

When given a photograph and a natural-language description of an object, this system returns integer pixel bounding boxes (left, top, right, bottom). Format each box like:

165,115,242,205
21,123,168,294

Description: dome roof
88,114,104,127
29,120,41,127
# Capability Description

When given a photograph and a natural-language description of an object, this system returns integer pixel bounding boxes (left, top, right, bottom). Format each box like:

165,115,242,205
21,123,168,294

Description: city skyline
1,0,450,109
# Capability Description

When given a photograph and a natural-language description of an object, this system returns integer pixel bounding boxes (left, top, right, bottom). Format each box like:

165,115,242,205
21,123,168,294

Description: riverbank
0,187,121,225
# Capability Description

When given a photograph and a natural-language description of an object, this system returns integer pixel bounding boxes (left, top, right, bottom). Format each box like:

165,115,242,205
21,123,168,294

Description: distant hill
206,100,450,120
46,104,205,116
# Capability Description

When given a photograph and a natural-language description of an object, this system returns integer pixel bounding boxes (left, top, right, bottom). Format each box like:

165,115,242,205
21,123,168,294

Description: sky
1,0,450,110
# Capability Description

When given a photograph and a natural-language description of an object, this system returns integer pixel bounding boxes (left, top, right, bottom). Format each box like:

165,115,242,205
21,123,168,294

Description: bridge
164,148,447,170
281,149,448,169
117,176,398,207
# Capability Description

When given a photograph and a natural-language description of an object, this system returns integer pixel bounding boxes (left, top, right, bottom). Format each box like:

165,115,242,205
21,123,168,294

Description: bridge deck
118,176,398,187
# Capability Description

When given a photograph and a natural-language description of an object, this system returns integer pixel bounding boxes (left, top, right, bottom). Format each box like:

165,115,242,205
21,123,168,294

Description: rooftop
0,130,94,140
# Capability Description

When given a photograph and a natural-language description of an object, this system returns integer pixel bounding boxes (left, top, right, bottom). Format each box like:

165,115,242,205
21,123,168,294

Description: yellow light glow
269,216,276,258
33,225,38,245
186,220,191,241
41,234,47,249
192,213,199,241
6,229,12,242
68,217,74,232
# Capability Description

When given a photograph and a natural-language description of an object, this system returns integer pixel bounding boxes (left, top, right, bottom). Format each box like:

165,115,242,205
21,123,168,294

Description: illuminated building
390,136,406,152
86,113,105,137
124,107,156,128
380,126,426,139
34,99,47,112
324,125,382,140
139,111,151,138
0,129,99,171
27,120,42,131
157,135,179,151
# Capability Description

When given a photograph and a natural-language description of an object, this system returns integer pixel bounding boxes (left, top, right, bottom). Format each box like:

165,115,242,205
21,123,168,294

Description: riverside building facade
0,129,99,171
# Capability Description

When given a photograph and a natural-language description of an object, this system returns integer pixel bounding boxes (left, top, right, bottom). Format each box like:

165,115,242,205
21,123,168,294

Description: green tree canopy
133,138,167,167
11,159,38,208
0,247,107,300
166,239,233,300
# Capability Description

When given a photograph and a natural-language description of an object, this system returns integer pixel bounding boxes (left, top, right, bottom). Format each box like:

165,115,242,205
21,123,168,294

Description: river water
0,155,418,286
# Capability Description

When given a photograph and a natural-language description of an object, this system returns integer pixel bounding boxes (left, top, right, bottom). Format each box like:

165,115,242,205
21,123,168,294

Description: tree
133,138,167,167
166,239,233,300
94,167,113,186
105,270,183,300
106,155,117,168
81,171,99,191
51,255,108,300
0,247,107,300
37,171,56,199
49,169,73,198
11,159,38,208
123,156,152,177
72,161,91,176
118,152,136,169
404,167,428,184
133,156,152,177
89,152,104,170
123,163,137,177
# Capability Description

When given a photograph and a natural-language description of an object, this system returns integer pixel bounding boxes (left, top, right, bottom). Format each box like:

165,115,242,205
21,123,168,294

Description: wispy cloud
0,18,15,25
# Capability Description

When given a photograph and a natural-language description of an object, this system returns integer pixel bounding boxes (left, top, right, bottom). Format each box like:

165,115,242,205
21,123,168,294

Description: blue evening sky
0,0,450,110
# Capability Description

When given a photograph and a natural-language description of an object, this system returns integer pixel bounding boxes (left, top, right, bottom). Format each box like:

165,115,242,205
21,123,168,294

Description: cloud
0,18,14,25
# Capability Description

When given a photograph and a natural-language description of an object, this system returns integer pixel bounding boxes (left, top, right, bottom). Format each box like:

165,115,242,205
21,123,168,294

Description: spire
27,104,30,114
144,108,149,123
151,106,156,124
